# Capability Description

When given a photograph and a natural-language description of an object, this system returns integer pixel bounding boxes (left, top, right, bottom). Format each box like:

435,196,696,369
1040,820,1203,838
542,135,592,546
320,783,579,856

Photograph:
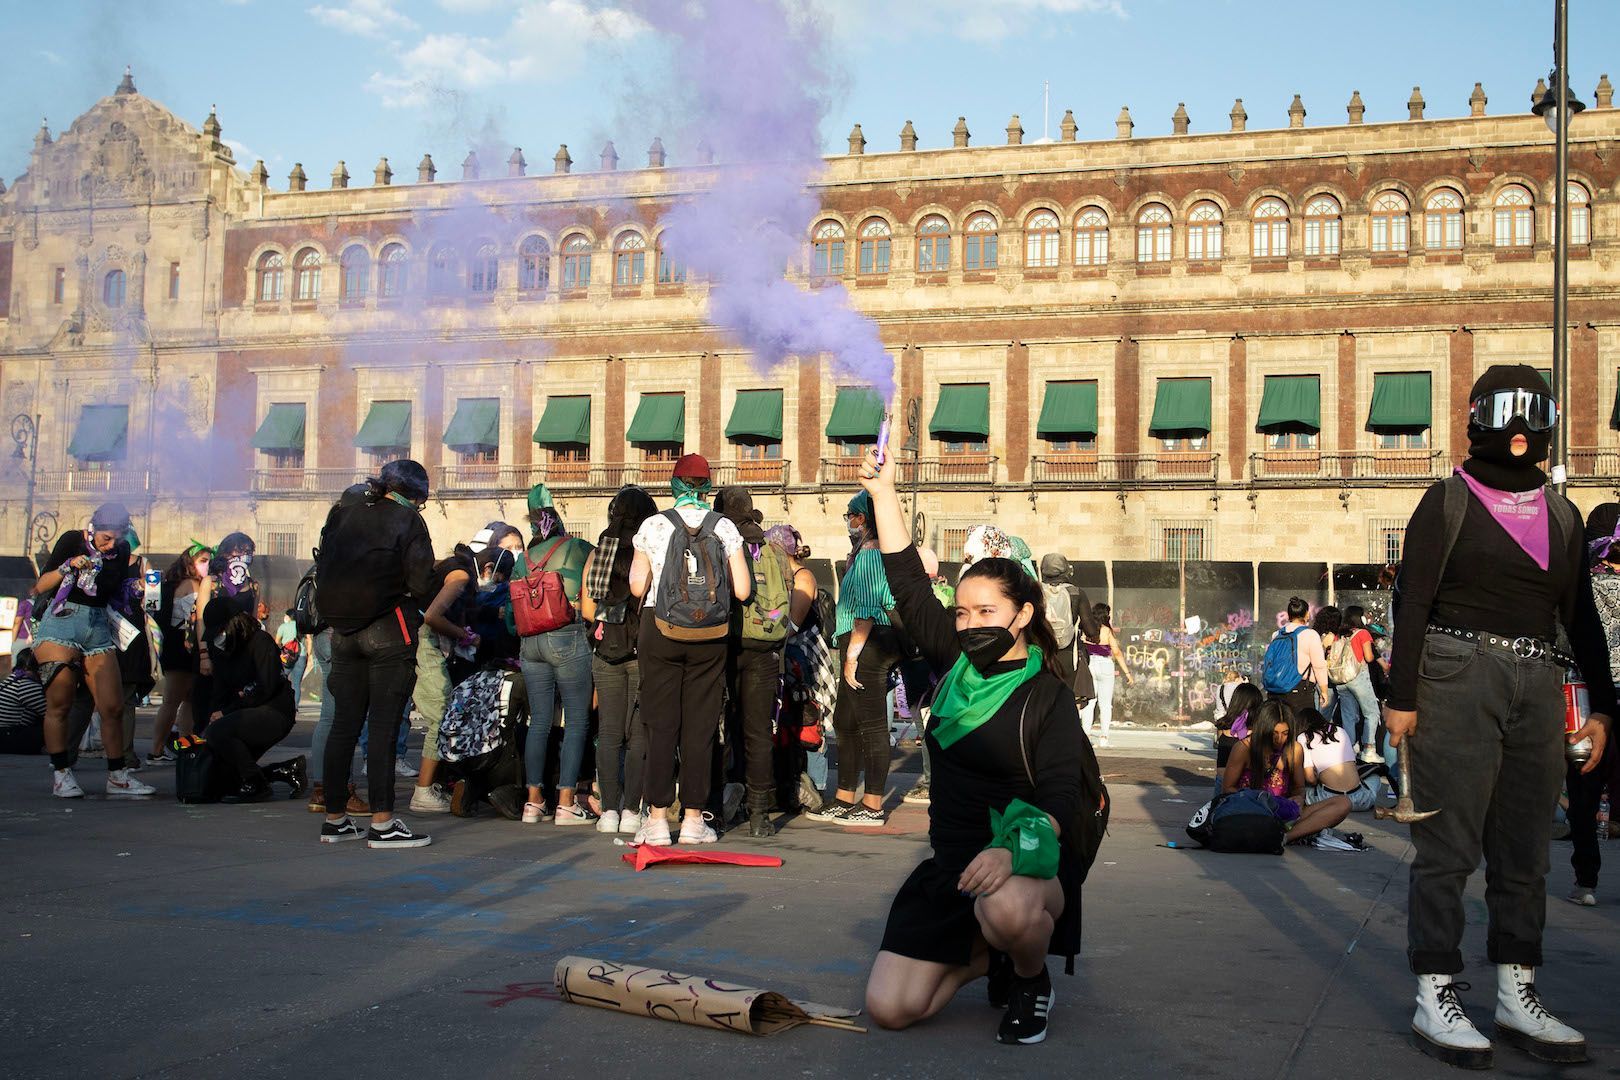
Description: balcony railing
520,460,794,492
1030,453,1220,486
249,468,370,494
819,455,999,486
1568,447,1620,480
1247,450,1450,484
34,469,158,495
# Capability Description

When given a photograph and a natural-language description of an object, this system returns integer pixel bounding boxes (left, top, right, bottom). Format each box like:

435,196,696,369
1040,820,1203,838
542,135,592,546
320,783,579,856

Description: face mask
222,553,251,595
193,558,211,578
957,621,1017,674
1468,416,1551,467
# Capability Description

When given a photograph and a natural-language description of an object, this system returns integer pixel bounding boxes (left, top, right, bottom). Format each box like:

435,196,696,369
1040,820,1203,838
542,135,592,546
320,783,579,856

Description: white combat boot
1411,973,1492,1070
1493,964,1587,1063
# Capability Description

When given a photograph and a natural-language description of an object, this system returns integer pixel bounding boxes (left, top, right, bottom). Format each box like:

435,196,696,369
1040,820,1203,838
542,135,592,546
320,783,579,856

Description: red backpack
512,538,575,637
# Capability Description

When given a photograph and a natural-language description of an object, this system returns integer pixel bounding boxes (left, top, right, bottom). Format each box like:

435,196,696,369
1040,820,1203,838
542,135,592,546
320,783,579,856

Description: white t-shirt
632,506,743,608
1297,730,1354,775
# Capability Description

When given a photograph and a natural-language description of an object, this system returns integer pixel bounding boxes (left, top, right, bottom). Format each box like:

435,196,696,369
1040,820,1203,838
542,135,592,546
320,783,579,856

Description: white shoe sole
368,837,432,849
1494,1022,1588,1064
320,832,364,844
1410,1028,1493,1070
409,800,452,815
841,816,885,828
678,833,717,845
106,789,156,798
53,789,85,799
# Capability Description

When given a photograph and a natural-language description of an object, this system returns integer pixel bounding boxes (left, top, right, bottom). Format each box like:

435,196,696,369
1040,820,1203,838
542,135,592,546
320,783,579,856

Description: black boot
746,786,776,838
222,779,275,804
263,756,308,798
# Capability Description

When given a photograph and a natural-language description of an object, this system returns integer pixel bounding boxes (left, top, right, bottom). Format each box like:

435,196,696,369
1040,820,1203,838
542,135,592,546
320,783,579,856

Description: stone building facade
4,71,1620,577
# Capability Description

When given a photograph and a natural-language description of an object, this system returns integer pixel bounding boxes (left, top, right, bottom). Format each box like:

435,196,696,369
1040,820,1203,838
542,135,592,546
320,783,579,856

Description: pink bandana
1455,468,1550,571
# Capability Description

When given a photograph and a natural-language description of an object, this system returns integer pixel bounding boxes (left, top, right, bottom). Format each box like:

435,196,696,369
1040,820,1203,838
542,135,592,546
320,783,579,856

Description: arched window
256,251,284,302
1251,198,1289,258
1303,195,1341,256
1024,210,1060,268
964,212,998,270
293,247,321,301
916,215,950,272
614,231,647,286
1074,208,1108,267
1187,202,1223,261
378,243,407,298
518,236,549,292
561,234,592,291
1570,182,1592,246
812,220,845,276
1370,192,1410,254
1493,184,1534,248
1425,189,1464,250
1136,204,1172,262
102,269,126,308
858,218,892,275
466,243,498,293
340,245,369,299
428,246,458,294
657,240,686,284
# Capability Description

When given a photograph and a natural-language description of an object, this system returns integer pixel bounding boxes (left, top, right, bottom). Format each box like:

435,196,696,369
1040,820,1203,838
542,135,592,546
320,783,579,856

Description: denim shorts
32,601,118,656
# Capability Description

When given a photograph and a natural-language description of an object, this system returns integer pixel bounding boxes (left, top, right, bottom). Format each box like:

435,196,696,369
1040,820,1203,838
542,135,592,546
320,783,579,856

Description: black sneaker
487,785,525,822
986,949,1013,1009
368,818,432,849
320,817,365,844
805,800,854,823
841,805,887,828
997,967,1054,1045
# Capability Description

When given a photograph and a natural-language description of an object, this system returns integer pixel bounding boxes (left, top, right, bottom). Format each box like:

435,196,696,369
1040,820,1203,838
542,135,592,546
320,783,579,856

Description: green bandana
386,491,420,511
672,476,711,509
929,645,1043,750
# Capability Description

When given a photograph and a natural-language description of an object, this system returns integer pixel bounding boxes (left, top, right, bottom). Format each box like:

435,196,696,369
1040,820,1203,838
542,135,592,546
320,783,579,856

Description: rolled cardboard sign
552,955,862,1036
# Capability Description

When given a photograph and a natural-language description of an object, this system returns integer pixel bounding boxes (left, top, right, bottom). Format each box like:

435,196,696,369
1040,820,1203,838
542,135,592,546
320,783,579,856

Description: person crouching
201,600,306,802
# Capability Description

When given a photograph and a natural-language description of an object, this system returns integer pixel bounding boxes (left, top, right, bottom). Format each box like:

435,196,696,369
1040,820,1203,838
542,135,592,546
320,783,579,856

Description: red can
1564,680,1593,765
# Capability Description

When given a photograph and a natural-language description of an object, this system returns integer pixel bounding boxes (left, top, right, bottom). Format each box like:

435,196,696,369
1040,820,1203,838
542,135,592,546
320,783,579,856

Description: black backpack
292,547,322,636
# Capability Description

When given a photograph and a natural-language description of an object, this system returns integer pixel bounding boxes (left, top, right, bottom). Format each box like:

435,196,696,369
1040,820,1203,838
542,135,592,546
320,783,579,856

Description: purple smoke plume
624,0,895,399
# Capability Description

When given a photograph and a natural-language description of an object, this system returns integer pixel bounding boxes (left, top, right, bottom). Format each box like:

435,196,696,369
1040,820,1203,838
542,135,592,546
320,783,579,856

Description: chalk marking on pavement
1271,840,1416,1080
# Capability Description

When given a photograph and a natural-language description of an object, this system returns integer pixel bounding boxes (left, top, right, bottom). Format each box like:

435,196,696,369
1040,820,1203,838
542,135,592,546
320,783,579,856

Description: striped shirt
0,673,46,733
835,546,894,639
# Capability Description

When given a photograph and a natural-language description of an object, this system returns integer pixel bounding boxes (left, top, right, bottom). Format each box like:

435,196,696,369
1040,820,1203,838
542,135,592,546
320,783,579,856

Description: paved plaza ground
3,720,1616,1079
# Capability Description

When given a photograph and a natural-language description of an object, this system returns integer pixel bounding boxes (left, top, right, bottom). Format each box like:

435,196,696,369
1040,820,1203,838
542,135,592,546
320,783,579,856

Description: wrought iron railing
1568,447,1620,480
1030,453,1220,485
1246,450,1450,483
819,455,999,486
34,469,158,495
249,468,370,494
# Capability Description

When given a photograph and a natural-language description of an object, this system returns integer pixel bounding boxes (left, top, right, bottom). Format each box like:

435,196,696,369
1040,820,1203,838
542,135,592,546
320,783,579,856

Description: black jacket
314,497,436,633
208,630,294,718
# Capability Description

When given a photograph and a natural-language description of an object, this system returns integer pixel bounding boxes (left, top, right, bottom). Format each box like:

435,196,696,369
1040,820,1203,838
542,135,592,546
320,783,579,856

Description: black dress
876,546,1093,969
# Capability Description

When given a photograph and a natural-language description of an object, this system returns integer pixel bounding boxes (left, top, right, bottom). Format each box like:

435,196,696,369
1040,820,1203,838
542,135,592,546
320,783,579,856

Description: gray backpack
653,510,732,642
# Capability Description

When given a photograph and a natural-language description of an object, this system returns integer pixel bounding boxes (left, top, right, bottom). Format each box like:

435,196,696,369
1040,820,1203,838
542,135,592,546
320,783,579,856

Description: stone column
796,354,822,484
1337,332,1358,460
1115,337,1140,457
512,358,534,469
1227,336,1247,480
1006,342,1030,481
423,360,445,474
605,357,626,465
1448,329,1473,465
699,352,722,460
1571,323,1598,452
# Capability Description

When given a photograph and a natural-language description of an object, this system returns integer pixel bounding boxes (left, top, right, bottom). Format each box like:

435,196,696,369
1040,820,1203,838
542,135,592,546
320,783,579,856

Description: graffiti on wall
1114,608,1255,726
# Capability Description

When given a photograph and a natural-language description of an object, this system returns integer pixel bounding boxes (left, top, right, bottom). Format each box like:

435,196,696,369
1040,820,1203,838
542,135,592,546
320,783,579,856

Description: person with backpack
1078,604,1133,748
407,543,479,815
513,483,596,826
855,444,1105,1046
1038,554,1099,707
714,487,791,838
1262,597,1329,718
1337,606,1383,764
312,461,437,849
764,524,830,813
1387,365,1601,1068
580,485,660,836
629,454,751,846
149,542,212,760
1218,699,1349,841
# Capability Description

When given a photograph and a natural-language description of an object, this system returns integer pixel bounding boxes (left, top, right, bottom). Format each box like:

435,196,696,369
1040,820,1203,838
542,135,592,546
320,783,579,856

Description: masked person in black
313,460,437,849
1388,365,1606,1068
200,602,305,803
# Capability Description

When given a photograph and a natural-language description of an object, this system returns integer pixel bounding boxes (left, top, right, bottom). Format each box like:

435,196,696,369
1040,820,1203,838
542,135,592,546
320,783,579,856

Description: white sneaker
619,810,642,835
53,768,85,799
394,759,419,779
1566,885,1596,907
635,813,672,847
679,813,719,845
553,802,597,826
521,802,548,824
1494,965,1587,1063
1359,746,1385,764
1412,974,1492,1069
596,810,621,834
409,784,452,814
106,769,156,797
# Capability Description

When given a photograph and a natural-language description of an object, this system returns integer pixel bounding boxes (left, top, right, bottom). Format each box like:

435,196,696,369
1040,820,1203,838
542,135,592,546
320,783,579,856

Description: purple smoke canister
875,414,891,467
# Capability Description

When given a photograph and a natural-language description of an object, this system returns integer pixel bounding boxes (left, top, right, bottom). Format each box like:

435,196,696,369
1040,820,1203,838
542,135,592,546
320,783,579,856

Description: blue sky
3,0,1617,189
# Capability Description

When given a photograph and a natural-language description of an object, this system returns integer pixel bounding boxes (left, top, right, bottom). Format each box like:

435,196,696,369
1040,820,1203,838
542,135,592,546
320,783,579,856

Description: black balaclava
1462,363,1554,493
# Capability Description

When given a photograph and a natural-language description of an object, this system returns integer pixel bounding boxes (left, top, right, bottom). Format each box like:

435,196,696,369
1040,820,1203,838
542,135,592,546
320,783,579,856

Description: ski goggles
1468,388,1558,432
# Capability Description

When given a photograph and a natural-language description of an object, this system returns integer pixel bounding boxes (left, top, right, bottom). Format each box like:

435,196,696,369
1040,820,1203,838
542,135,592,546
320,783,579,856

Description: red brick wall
699,352,721,459
1449,329,1474,464
1338,332,1358,452
1572,323,1598,448
797,354,821,483
605,357,626,463
1227,336,1247,479
1007,342,1030,480
1115,337,1140,456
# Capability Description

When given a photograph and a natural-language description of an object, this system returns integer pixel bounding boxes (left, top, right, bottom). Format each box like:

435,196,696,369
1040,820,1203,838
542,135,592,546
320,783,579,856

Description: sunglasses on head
1469,388,1558,433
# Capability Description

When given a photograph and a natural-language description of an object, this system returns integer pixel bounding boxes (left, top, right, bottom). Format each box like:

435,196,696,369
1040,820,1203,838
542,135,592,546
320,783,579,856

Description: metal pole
1551,0,1571,490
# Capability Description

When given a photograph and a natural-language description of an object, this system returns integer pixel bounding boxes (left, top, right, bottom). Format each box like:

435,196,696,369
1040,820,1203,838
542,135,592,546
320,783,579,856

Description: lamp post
10,413,41,559
1532,0,1585,490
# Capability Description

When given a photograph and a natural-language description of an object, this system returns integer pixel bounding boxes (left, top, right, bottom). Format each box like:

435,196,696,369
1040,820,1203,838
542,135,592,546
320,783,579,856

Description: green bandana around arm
928,645,1043,751
986,798,1060,880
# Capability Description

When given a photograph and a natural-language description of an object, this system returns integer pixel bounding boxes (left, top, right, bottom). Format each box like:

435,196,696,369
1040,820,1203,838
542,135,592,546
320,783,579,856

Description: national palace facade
4,70,1620,572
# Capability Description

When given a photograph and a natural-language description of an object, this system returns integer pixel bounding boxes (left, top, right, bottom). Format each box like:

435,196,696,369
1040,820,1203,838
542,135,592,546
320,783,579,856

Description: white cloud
38,49,64,65
308,0,418,38
819,0,1125,43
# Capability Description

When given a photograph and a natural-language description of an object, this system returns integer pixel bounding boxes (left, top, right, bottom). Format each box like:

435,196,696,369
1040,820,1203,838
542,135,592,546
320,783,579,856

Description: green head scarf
671,476,711,509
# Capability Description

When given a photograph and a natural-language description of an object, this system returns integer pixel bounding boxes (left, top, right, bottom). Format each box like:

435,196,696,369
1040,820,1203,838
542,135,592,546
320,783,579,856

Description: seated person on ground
1220,699,1348,843
1295,706,1377,813
0,648,46,755
201,600,306,803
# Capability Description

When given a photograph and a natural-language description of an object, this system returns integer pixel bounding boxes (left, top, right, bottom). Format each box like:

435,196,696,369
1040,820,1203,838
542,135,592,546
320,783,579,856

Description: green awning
251,403,306,452
626,393,685,445
824,387,884,441
533,395,591,446
1036,381,1098,438
1147,378,1212,437
1255,375,1321,432
67,404,129,462
929,384,990,439
725,389,784,443
443,398,500,451
1365,372,1432,432
353,401,412,450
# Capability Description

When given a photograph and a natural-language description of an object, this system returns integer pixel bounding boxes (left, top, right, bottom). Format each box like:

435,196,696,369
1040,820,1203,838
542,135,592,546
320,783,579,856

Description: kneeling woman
202,600,306,802
1220,700,1349,841
858,447,1100,1046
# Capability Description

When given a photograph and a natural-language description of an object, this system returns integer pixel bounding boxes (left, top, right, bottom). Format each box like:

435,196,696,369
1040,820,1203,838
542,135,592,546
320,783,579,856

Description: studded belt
1427,623,1575,669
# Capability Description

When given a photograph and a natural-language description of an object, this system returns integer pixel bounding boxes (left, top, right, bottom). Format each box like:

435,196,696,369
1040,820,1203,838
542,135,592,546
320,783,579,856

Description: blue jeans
521,622,594,794
288,651,308,708
1333,684,1361,746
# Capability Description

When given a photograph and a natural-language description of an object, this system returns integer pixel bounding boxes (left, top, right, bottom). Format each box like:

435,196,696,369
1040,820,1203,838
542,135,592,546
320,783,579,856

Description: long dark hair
216,532,256,559
163,546,212,586
1092,602,1113,629
1342,605,1368,631
959,556,1064,679
601,485,658,586
1311,605,1341,638
1245,699,1295,791
1218,682,1263,732
1298,706,1340,748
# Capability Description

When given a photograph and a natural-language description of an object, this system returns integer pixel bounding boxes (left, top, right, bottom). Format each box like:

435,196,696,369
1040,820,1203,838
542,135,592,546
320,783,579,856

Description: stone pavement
2,723,1616,1080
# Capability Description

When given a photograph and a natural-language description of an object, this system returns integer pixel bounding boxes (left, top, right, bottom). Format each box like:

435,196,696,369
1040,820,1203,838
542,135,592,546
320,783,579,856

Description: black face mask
1464,418,1551,492
958,622,1017,674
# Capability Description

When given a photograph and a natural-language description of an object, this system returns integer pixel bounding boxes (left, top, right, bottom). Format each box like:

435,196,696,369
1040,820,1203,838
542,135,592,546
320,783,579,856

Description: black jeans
325,610,419,814
206,705,295,787
593,655,644,813
833,629,900,796
726,644,782,800
637,610,726,809
1408,631,1565,974
1566,744,1613,890
1272,680,1318,719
